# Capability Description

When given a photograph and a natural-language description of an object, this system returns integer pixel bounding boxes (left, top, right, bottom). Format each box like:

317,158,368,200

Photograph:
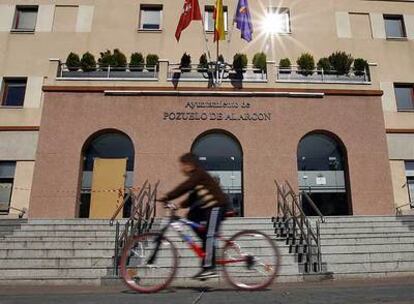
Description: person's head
179,153,199,175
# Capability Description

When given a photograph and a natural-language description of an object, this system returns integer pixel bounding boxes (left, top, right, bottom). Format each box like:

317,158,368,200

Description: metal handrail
274,179,323,273
300,191,325,223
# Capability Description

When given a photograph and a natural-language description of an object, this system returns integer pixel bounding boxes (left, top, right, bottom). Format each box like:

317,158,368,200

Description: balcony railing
57,63,158,80
276,65,370,84
167,63,267,83
52,59,374,86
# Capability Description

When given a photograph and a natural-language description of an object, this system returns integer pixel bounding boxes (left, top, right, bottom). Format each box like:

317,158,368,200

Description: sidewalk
1,277,413,304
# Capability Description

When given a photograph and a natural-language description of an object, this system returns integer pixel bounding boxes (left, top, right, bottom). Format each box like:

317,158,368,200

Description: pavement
1,277,414,304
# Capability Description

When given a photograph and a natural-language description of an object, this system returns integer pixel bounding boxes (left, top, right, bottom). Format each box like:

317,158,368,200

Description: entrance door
192,131,244,216
89,158,127,219
297,132,352,216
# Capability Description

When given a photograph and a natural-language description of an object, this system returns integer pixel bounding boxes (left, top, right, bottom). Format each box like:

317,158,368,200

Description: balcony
167,63,267,83
50,59,375,89
57,63,158,81
276,66,370,84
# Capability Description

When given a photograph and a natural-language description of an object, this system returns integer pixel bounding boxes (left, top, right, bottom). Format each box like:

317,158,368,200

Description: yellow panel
89,158,127,219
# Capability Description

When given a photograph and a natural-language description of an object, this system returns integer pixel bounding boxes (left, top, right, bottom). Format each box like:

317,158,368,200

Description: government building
1,0,414,219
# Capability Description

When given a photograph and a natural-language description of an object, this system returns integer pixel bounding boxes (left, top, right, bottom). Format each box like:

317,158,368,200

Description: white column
24,76,44,108
403,15,414,40
370,13,386,39
36,5,55,32
10,161,35,217
380,82,397,112
76,6,95,32
0,5,15,32
335,12,352,38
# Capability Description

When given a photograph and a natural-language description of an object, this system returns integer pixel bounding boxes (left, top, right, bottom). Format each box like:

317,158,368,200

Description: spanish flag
213,0,226,41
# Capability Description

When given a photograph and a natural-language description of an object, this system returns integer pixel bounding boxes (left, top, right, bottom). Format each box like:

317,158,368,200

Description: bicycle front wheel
120,233,178,293
222,230,280,290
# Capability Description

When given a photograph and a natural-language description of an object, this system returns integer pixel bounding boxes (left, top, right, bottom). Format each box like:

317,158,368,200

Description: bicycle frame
147,210,247,266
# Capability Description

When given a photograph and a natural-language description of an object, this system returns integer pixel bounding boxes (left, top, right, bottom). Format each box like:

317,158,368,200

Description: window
1,78,27,107
394,84,414,111
405,161,414,208
0,162,16,213
384,15,406,38
204,6,228,32
264,7,290,34
139,5,162,30
13,6,38,32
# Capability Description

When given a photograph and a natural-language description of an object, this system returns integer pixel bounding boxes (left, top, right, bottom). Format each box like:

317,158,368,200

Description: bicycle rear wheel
120,233,178,293
222,230,279,290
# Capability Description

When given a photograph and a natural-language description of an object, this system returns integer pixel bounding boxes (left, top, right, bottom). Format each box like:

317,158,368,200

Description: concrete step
320,226,413,234
320,236,414,245
0,241,116,250
309,216,414,223
321,243,414,253
320,231,414,239
0,276,102,286
0,267,110,278
323,251,414,263
326,261,414,274
0,257,113,268
0,249,114,258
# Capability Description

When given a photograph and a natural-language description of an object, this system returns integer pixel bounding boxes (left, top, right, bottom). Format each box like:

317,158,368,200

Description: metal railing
276,65,370,84
167,63,267,83
273,179,323,273
109,180,159,276
57,63,159,80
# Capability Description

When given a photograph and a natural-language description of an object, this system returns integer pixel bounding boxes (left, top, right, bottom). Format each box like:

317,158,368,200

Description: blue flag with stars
234,0,253,42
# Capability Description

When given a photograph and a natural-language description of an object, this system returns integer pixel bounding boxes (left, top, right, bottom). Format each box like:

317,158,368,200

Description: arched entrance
191,131,244,216
79,130,135,218
297,132,352,216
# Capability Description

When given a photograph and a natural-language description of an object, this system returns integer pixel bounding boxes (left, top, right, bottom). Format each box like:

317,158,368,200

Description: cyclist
159,152,229,280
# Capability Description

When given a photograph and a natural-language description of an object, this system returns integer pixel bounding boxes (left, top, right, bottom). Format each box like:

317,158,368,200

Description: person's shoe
193,269,219,281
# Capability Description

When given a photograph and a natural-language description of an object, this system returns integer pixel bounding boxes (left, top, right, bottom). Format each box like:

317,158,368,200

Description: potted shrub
146,54,159,71
129,52,144,71
80,52,96,72
317,57,333,75
98,50,114,71
112,49,127,71
180,52,192,72
279,58,291,74
328,51,354,75
252,52,267,73
232,53,248,72
218,54,225,63
197,53,208,72
296,53,315,76
353,58,369,76
66,52,80,71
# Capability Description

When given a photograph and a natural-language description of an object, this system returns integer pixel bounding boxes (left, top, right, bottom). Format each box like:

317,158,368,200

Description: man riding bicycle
159,152,229,280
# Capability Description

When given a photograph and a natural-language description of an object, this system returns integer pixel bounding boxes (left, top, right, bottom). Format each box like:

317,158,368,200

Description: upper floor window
1,78,27,107
139,5,162,30
0,161,16,214
204,6,228,32
13,6,38,32
394,84,414,111
264,7,291,34
384,15,406,38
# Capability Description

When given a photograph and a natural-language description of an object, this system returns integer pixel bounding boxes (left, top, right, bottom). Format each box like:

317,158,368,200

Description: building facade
0,0,413,218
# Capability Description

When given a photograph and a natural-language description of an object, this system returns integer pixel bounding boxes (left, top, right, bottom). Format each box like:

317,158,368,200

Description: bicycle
120,202,280,293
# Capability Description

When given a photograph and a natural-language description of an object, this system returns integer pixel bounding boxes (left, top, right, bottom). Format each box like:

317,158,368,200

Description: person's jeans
188,206,225,270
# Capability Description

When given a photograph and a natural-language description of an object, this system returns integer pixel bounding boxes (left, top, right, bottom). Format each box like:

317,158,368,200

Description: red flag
175,0,202,41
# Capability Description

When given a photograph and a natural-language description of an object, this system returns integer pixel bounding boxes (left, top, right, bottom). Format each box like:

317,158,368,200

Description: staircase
0,218,303,286
314,215,414,279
